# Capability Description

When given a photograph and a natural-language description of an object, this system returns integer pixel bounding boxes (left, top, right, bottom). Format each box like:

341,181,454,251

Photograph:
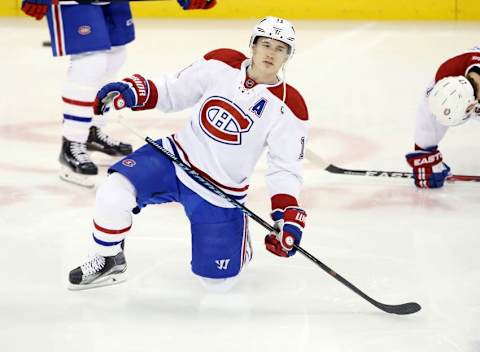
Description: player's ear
250,43,257,56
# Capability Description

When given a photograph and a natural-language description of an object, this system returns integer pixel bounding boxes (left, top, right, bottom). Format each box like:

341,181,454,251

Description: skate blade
59,166,97,189
68,272,127,291
59,174,96,188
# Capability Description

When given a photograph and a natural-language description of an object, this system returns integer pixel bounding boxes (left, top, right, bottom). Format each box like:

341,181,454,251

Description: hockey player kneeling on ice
406,47,480,188
68,17,308,291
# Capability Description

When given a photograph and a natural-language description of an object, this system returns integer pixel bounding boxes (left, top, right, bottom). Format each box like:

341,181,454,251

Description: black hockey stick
306,149,480,182
118,116,421,315
326,164,480,182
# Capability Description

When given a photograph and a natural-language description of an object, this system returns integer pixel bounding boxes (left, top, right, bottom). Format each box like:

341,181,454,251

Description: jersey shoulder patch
267,84,309,121
204,48,247,69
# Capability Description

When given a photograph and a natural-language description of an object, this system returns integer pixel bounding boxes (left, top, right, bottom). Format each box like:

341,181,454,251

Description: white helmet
428,76,477,126
249,16,296,58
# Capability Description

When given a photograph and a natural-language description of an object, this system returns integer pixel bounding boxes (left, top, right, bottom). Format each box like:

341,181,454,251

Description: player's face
251,37,289,75
467,72,480,99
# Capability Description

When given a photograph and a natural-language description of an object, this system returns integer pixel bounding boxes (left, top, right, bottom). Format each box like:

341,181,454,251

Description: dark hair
466,75,479,98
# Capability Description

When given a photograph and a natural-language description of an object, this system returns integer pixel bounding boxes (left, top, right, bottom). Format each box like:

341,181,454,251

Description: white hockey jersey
152,49,308,208
415,47,480,148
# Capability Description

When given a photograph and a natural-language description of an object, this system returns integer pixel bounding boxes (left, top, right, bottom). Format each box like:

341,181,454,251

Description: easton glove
265,206,306,257
406,145,450,188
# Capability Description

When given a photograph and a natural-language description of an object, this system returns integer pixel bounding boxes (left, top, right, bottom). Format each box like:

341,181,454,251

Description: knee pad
95,172,137,228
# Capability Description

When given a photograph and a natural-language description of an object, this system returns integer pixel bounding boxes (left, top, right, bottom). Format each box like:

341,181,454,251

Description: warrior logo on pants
215,259,231,270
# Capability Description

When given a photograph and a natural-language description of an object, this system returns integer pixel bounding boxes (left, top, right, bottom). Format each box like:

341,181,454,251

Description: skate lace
81,255,106,276
70,141,92,164
96,128,121,147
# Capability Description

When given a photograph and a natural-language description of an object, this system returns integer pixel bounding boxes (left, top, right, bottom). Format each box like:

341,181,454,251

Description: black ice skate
68,252,127,290
87,126,133,156
59,137,98,188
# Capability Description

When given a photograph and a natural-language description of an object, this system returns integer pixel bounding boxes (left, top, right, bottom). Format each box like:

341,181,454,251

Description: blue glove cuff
271,209,284,222
176,0,190,9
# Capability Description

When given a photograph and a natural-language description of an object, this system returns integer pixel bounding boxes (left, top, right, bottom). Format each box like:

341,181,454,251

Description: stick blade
447,175,480,182
378,302,421,315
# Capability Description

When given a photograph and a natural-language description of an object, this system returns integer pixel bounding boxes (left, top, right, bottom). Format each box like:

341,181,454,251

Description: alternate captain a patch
250,98,267,117
199,96,254,145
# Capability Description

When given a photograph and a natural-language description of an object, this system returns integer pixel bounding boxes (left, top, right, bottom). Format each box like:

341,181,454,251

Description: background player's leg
86,3,136,158
87,45,133,157
46,4,134,187
60,51,107,186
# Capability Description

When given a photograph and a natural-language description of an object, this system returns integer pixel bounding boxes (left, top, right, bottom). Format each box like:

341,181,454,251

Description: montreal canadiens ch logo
199,96,253,145
122,159,136,167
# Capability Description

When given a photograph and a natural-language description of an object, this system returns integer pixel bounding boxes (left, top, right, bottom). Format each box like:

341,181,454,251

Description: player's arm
406,67,480,188
406,88,451,189
264,111,308,258
93,58,214,115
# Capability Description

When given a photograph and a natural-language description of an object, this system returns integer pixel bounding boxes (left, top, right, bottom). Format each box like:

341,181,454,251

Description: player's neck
247,65,279,85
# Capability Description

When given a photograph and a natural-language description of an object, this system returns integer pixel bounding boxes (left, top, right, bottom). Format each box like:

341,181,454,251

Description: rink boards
2,0,480,20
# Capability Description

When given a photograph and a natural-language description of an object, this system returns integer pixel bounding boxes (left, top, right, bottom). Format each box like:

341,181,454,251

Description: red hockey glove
21,0,49,20
93,74,158,115
265,206,306,257
405,145,451,188
177,0,217,10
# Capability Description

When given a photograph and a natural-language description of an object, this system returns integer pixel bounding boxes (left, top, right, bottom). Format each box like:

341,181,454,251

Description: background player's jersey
153,49,308,207
415,47,480,149
435,46,480,82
